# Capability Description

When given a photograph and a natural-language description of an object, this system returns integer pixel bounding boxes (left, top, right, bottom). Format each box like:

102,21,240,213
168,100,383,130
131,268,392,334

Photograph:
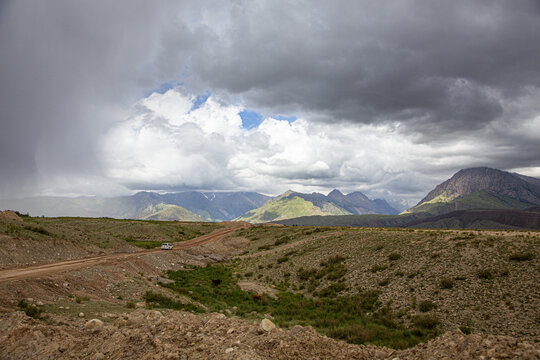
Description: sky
1,0,539,209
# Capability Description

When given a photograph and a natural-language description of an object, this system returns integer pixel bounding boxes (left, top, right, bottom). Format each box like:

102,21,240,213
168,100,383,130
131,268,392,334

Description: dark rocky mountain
405,167,540,215
160,191,271,221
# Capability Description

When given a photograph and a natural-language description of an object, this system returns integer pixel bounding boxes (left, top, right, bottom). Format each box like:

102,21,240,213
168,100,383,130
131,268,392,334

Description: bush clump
418,300,436,312
440,277,454,289
17,300,44,319
412,314,439,329
477,269,494,280
509,252,534,261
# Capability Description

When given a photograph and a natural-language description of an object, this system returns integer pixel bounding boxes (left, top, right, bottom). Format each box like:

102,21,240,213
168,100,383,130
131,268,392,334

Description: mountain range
275,167,540,229
0,191,270,222
0,188,397,223
2,167,539,228
237,189,398,223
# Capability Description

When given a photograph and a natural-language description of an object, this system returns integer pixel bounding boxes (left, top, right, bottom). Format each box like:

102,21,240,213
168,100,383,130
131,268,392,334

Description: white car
160,243,173,250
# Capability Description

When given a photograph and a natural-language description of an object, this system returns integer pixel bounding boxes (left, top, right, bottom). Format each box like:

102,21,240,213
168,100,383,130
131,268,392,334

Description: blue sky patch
239,110,263,129
145,81,183,97
191,91,211,111
273,114,297,123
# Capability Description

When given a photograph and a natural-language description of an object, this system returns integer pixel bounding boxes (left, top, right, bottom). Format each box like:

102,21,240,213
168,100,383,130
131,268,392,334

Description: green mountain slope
236,195,350,223
403,167,540,216
403,191,534,216
138,203,206,222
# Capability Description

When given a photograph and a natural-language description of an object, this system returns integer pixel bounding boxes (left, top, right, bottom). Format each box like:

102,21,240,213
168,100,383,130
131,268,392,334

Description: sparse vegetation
509,252,534,261
158,264,438,349
418,300,436,312
126,301,136,309
17,300,44,319
440,278,454,289
144,292,203,313
477,269,494,280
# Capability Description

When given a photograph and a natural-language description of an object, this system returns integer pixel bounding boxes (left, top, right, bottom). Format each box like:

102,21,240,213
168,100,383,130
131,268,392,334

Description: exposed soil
1,309,539,359
0,218,539,359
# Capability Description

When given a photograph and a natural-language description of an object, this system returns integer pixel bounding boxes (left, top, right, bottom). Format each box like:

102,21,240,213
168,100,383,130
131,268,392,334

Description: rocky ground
0,214,539,358
1,309,539,360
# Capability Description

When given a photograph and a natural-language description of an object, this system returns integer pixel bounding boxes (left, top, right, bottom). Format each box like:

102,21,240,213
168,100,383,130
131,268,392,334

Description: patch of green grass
412,314,439,329
144,292,203,313
159,265,438,349
296,255,347,285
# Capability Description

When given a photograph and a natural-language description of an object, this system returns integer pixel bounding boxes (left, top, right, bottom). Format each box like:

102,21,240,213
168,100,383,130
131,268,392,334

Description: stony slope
1,310,538,359
405,167,540,215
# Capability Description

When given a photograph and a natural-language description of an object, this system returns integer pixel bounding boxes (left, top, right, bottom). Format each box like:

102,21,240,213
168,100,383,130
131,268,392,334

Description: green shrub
388,252,401,261
509,252,534,261
459,326,472,335
144,292,203,312
440,278,454,289
126,301,136,309
17,300,44,319
274,236,290,246
297,267,317,281
371,264,388,273
412,314,439,329
418,300,436,312
277,256,289,264
477,269,494,280
378,278,390,286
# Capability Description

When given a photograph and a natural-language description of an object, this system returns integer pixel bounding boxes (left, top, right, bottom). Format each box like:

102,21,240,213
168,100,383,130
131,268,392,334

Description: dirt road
0,224,246,283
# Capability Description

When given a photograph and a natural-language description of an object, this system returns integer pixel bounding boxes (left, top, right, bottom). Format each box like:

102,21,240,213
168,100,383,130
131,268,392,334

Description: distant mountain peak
328,189,344,198
418,167,540,206
405,167,540,215
276,190,297,200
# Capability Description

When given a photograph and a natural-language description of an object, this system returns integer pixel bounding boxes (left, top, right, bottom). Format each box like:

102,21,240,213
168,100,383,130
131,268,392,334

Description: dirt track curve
0,224,246,283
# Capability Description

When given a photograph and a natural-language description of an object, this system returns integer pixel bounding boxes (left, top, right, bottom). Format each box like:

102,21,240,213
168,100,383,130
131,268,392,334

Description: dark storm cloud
1,0,539,201
169,0,539,133
0,1,185,197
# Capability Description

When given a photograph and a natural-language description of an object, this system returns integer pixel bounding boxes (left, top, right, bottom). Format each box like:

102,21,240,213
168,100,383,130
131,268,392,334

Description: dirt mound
0,210,22,222
0,310,538,359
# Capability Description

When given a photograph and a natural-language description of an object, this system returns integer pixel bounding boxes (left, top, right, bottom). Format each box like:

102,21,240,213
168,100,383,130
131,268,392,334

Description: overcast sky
1,0,539,208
